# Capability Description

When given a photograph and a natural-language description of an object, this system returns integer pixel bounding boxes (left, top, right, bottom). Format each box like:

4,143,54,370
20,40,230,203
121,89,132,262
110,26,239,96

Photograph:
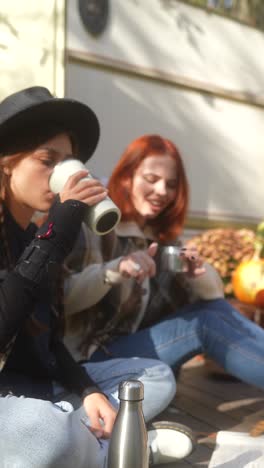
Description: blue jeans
0,357,175,467
90,299,264,390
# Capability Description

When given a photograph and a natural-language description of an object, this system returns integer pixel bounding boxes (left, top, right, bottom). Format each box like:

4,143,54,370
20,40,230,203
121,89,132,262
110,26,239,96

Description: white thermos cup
49,159,121,235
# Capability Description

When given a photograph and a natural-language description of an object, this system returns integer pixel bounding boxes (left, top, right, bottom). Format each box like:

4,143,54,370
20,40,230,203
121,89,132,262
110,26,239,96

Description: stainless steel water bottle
107,380,148,468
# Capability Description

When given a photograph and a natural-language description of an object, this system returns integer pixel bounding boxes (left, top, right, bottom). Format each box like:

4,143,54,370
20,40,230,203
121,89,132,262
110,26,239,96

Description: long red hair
108,134,189,243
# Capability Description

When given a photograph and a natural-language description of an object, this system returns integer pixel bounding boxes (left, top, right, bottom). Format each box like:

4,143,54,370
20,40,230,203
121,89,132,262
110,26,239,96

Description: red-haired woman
64,134,264,392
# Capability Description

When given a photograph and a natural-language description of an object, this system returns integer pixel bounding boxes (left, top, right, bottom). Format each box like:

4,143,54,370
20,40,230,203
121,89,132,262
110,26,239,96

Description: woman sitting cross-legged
0,91,194,467
64,134,264,397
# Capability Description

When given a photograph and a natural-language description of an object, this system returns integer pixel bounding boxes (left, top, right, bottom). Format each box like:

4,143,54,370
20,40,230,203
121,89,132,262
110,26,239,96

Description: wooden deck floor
154,357,264,467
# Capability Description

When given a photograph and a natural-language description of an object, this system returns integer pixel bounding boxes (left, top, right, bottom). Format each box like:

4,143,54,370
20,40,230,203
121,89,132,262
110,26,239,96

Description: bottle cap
118,380,144,401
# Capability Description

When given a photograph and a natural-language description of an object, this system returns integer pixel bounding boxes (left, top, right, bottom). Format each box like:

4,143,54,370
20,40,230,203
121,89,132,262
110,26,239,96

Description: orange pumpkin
255,289,264,307
232,259,264,305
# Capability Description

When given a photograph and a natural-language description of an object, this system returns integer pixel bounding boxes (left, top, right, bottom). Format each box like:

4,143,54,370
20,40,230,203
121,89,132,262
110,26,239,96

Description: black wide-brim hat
0,86,100,162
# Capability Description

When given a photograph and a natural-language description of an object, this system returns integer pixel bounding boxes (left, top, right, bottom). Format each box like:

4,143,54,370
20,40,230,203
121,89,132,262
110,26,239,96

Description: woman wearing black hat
0,87,195,467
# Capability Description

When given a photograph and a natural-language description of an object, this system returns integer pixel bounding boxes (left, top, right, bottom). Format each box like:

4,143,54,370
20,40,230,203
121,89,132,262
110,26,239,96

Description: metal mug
160,245,187,273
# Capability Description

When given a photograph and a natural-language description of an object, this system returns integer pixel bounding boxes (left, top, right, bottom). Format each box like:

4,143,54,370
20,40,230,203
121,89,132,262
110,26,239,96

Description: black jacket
0,198,99,400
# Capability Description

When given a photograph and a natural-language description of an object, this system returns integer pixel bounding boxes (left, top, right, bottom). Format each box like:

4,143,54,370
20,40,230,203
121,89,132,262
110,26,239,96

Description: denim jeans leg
90,299,264,390
82,357,176,422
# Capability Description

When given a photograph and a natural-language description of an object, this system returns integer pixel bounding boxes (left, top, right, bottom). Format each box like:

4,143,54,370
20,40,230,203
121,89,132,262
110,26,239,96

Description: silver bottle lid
118,380,144,401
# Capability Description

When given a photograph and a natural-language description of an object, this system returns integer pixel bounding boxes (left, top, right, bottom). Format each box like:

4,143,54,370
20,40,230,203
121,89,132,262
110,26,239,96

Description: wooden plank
178,381,264,421
187,442,214,466
157,461,193,468
159,405,216,434
173,393,236,430
228,409,264,433
155,361,264,467
180,363,264,400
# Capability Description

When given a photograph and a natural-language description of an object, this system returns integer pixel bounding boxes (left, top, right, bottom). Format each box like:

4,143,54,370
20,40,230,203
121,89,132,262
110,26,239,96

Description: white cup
49,159,121,235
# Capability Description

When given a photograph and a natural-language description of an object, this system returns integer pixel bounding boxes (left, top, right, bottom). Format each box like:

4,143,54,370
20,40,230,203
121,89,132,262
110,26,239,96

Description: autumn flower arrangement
187,228,256,298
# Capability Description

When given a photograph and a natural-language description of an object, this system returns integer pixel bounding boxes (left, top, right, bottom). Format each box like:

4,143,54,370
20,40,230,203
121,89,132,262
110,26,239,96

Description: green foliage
177,0,264,30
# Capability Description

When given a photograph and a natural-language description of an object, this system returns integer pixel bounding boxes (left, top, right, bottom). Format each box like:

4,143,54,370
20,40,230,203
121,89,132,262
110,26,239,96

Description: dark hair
0,123,73,333
108,134,189,242
0,123,78,196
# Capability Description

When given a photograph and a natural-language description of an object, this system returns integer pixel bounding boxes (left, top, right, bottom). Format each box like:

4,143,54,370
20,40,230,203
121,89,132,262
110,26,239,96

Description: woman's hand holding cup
49,159,121,235
59,169,108,206
180,245,205,277
119,242,158,283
